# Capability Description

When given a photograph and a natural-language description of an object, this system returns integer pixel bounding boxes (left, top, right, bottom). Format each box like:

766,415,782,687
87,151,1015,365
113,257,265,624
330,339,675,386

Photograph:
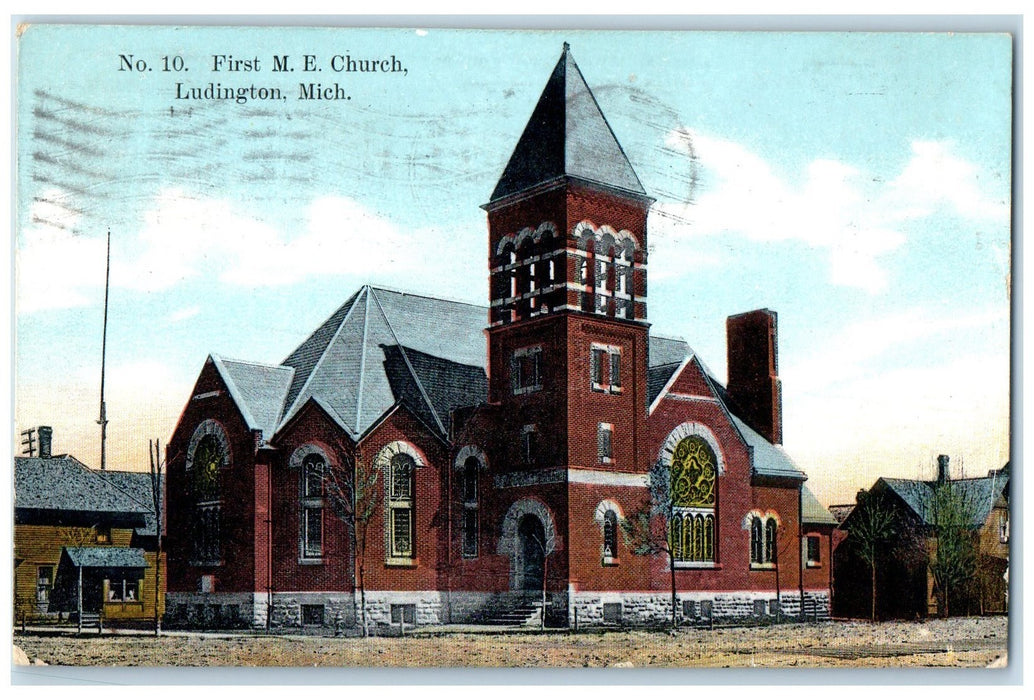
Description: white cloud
784,307,1009,395
111,188,427,292
786,351,1009,505
169,305,201,323
780,307,1009,504
885,140,1011,223
651,130,1007,294
16,191,106,313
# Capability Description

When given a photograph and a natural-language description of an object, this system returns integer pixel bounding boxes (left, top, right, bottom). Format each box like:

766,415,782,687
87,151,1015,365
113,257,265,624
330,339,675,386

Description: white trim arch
372,440,429,471
593,499,625,524
453,445,488,471
741,509,782,530
288,443,332,470
495,234,516,257
656,422,726,476
186,419,231,471
514,226,536,251
534,221,558,242
497,498,559,556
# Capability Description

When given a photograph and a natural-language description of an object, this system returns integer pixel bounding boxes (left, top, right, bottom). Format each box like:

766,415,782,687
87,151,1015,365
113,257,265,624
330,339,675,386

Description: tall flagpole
98,229,110,470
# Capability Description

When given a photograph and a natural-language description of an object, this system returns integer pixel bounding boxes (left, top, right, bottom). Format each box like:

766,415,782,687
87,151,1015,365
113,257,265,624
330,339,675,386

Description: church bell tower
483,44,654,475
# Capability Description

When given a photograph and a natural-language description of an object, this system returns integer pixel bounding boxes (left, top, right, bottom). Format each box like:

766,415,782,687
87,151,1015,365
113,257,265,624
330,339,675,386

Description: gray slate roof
14,456,151,525
490,45,647,202
209,285,703,447
880,475,1008,528
64,546,147,568
727,412,807,480
801,485,838,525
212,356,294,439
95,470,164,537
278,286,490,439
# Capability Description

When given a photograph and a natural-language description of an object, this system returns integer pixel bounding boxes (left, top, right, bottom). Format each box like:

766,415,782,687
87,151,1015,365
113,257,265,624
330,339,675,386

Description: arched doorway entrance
517,514,545,592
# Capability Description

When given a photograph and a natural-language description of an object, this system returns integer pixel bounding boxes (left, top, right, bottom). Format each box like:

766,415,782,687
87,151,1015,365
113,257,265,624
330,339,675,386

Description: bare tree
322,446,379,637
846,491,897,622
621,459,679,629
928,482,978,618
523,527,552,629
149,438,164,636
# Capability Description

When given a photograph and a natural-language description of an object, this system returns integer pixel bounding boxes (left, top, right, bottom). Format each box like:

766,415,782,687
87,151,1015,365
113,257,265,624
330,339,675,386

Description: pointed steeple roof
490,43,647,203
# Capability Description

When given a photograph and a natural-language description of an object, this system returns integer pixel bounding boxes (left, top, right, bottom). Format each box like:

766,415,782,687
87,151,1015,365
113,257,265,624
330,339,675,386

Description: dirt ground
13,616,1008,668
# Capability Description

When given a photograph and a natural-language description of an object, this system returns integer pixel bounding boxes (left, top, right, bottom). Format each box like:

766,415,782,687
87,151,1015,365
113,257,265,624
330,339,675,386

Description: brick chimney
38,426,53,459
937,454,950,483
726,309,782,444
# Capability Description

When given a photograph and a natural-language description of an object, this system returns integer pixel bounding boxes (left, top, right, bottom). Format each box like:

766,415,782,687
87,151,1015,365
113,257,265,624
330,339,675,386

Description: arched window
669,435,718,564
750,514,779,567
389,454,416,559
300,453,325,560
751,517,763,564
602,510,618,560
186,422,229,566
462,456,479,558
765,517,778,564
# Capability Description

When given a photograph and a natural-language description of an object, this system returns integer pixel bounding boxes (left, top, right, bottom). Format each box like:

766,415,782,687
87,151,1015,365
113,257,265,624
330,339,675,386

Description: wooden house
13,444,165,626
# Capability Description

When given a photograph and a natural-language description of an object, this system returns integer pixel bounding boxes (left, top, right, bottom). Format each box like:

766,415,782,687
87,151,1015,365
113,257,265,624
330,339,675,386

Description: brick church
165,45,835,629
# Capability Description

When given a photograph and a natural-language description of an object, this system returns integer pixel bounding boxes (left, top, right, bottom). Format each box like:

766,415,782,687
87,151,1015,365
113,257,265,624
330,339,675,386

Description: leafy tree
322,446,379,636
621,458,679,629
928,482,978,618
846,491,898,622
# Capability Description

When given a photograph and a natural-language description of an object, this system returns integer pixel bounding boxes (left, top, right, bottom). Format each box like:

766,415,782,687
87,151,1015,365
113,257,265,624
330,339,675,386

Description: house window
590,344,622,393
522,425,538,465
95,526,111,545
670,435,717,564
750,514,779,567
806,535,821,567
603,602,622,624
999,512,1010,543
106,578,138,602
462,455,479,558
389,454,416,559
300,454,324,560
602,510,619,562
36,566,53,604
511,346,543,394
597,423,613,464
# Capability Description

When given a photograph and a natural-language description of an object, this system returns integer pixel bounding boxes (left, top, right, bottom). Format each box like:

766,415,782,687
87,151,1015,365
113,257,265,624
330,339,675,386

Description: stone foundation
165,592,268,629
167,589,830,630
569,590,831,628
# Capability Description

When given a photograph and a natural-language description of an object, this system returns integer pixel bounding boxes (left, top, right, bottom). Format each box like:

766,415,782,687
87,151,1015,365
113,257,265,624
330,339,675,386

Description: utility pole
97,229,110,470
20,428,37,457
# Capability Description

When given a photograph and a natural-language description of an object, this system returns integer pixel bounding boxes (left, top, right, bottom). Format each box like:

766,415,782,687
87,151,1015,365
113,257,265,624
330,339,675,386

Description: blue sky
14,26,1011,504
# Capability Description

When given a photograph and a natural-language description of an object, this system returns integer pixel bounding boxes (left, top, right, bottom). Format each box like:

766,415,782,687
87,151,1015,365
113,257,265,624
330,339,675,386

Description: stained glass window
669,434,718,564
670,436,717,508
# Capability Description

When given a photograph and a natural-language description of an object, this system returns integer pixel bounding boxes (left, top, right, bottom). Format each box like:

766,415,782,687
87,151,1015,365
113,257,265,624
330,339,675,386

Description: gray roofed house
14,455,150,528
63,546,148,569
95,470,164,539
878,474,1008,529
